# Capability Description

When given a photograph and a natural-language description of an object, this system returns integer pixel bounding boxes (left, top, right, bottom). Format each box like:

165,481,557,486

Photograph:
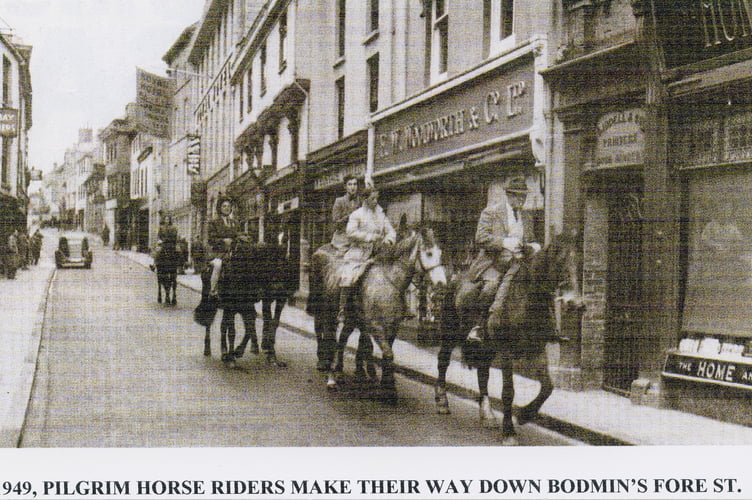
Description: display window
683,169,752,338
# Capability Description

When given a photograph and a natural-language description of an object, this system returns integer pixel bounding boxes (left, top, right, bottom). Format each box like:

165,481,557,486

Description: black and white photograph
0,0,750,498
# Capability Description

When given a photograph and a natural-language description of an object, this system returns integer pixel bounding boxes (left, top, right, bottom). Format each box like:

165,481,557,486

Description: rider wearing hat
207,195,241,296
465,175,541,342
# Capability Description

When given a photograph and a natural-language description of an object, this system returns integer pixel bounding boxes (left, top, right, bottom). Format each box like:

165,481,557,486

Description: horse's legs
333,321,355,373
203,325,211,356
219,310,236,363
262,299,287,367
354,328,375,380
477,361,500,428
500,360,518,444
435,339,455,414
170,275,177,305
233,308,257,358
518,351,553,425
157,276,162,303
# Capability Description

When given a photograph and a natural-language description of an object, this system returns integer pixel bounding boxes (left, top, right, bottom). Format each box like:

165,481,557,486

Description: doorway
604,188,644,394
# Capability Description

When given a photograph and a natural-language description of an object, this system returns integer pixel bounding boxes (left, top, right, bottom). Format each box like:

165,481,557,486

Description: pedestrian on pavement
6,230,19,279
101,224,110,246
18,229,29,270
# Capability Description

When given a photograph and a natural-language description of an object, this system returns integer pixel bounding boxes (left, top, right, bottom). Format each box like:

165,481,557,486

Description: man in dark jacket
207,196,240,296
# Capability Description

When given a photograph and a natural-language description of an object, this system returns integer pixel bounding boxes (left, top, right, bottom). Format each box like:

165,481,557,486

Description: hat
505,176,528,195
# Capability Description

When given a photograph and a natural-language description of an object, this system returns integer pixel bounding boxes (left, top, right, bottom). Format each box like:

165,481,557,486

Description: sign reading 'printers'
593,109,645,169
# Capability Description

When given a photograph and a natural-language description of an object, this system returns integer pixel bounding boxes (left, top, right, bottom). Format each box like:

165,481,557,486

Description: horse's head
536,229,585,312
412,226,447,287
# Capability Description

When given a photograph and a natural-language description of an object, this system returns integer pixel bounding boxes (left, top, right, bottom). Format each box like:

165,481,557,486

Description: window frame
279,12,288,72
335,77,345,139
430,0,448,83
490,0,516,55
367,53,379,113
337,0,346,58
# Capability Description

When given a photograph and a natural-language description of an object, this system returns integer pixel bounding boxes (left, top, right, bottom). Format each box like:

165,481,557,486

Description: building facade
543,0,752,424
163,23,199,252
100,118,136,250
0,32,32,240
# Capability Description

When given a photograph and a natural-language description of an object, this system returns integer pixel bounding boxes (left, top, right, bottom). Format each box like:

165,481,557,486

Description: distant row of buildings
42,0,752,426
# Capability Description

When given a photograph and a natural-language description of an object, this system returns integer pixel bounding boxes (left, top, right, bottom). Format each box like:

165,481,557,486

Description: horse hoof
501,435,520,446
221,353,235,363
266,355,287,368
366,363,378,380
435,387,451,415
517,409,537,426
251,344,260,355
204,347,211,356
326,374,338,390
316,361,330,372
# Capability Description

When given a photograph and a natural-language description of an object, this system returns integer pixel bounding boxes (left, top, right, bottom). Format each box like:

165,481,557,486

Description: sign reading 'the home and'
663,352,752,390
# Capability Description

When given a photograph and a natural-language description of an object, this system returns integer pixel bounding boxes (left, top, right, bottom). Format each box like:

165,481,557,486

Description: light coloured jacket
337,204,396,286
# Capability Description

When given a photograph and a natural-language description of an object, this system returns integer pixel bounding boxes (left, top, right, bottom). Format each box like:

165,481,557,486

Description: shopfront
371,48,545,323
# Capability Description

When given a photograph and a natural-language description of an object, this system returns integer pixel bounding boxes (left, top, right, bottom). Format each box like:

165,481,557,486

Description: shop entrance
604,187,644,395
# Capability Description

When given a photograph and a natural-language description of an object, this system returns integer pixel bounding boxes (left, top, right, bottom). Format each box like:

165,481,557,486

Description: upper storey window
489,0,515,55
429,0,448,84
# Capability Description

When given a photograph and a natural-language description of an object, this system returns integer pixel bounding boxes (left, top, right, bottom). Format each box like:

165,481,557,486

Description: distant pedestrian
18,230,29,269
102,224,110,246
30,230,42,265
6,230,18,279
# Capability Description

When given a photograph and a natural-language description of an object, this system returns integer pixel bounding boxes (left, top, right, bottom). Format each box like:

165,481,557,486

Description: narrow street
21,240,582,447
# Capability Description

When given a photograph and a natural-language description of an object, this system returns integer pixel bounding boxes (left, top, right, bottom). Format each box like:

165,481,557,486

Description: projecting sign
186,135,201,175
0,108,19,137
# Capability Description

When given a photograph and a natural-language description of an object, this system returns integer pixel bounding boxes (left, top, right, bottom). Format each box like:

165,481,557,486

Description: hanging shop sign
593,108,645,169
373,59,534,173
186,135,201,175
654,0,752,68
675,111,752,168
0,108,18,137
663,352,752,391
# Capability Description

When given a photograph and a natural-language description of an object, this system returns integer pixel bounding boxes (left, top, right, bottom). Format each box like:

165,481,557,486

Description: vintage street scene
1,0,752,460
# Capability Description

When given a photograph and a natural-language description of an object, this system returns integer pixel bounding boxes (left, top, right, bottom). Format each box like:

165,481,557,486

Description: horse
211,235,296,367
308,225,448,401
434,231,583,445
155,242,183,305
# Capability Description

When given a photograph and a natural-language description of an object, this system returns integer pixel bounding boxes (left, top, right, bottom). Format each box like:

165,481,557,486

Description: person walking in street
18,229,29,270
101,224,110,246
461,175,541,342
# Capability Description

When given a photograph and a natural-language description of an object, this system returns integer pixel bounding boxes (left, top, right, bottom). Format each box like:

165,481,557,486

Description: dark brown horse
308,226,447,401
435,231,583,444
209,235,296,367
155,242,182,305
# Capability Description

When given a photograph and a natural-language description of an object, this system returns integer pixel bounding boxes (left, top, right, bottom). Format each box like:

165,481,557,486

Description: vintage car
55,235,93,269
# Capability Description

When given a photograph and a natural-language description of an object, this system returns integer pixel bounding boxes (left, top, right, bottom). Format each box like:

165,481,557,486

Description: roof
163,23,198,65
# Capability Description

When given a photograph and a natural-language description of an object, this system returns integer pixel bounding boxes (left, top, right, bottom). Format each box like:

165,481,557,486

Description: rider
207,196,240,297
330,174,362,252
464,175,541,342
335,182,396,333
158,215,179,247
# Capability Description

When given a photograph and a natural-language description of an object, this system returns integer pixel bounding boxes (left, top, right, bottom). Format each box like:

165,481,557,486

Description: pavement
3,231,752,447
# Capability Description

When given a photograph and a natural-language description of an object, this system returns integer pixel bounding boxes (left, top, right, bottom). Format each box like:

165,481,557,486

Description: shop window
429,0,448,83
336,77,345,139
367,53,379,113
246,68,253,113
683,170,752,338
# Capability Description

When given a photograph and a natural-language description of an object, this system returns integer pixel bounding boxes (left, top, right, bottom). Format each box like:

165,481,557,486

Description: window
489,0,515,54
336,77,345,139
367,54,379,113
430,0,448,82
1,137,9,186
260,43,267,96
2,56,11,107
279,13,288,70
246,68,253,113
337,0,346,58
238,82,244,122
368,0,379,33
